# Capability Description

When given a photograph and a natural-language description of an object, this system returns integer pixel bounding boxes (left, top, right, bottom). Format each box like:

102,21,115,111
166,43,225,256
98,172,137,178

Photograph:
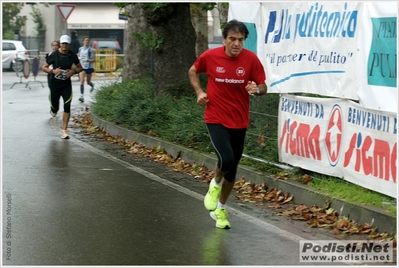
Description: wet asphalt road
2,71,347,266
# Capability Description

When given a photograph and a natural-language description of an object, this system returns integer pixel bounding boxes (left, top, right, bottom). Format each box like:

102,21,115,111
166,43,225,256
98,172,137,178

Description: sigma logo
325,105,343,167
216,67,225,73
236,67,245,76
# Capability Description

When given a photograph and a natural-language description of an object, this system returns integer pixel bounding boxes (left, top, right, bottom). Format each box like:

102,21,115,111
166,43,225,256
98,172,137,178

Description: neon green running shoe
204,182,221,211
210,208,231,229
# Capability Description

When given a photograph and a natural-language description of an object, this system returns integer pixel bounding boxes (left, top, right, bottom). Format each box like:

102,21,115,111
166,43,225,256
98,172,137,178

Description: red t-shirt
194,46,266,129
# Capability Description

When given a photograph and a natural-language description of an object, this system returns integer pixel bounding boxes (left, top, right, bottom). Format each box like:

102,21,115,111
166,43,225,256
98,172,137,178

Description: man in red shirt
188,19,267,229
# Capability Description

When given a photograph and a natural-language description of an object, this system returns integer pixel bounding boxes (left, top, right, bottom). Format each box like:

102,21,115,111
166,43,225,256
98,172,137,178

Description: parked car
89,39,122,54
2,40,30,72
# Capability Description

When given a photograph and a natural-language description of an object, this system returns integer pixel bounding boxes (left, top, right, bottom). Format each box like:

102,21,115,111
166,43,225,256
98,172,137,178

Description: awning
67,4,125,29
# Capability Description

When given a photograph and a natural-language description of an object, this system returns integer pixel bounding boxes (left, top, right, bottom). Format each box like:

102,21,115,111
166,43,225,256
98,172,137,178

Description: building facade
18,3,126,53
17,2,222,54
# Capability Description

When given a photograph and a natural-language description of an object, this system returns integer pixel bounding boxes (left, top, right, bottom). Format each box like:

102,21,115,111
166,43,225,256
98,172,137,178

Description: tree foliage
29,3,53,51
2,3,26,39
30,5,46,35
131,32,164,51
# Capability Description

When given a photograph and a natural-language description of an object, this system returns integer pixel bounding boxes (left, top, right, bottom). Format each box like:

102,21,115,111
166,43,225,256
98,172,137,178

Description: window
2,43,16,51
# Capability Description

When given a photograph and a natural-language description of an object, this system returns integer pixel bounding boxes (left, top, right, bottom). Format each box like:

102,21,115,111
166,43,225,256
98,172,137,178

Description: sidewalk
90,113,397,235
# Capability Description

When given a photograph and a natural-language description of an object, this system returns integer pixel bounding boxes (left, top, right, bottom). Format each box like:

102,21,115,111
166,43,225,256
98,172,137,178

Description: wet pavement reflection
3,73,325,266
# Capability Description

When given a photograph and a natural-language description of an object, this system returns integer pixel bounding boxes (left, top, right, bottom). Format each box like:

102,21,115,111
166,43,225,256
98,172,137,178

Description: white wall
19,3,63,52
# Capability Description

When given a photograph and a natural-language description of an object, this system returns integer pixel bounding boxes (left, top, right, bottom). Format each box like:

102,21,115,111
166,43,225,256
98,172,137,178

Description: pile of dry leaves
72,111,396,249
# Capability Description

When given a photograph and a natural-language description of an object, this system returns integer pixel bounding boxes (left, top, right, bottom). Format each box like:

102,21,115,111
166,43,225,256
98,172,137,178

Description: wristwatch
256,87,260,95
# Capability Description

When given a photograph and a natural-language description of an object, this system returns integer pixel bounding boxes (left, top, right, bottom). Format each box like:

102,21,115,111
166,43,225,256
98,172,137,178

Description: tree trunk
122,4,151,82
190,4,209,57
144,3,196,95
217,3,229,28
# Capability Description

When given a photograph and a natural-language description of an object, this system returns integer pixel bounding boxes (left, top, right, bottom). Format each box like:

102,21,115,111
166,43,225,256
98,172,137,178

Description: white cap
60,35,71,44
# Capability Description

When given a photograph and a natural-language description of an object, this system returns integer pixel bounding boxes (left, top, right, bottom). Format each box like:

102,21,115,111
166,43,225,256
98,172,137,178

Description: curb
90,113,396,235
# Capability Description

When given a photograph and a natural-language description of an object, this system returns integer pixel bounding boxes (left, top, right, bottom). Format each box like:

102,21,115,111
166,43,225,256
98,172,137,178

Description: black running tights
206,124,247,182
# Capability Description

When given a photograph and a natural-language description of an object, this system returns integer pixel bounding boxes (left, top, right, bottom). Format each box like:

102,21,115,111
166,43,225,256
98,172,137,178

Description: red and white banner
279,94,397,197
229,2,397,197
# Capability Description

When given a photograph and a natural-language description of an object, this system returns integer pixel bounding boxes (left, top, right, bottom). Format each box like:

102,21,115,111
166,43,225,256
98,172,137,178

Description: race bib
54,69,68,80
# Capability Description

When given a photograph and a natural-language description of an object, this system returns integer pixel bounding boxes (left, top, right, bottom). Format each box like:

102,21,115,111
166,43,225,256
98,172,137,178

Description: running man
42,35,83,139
188,19,267,229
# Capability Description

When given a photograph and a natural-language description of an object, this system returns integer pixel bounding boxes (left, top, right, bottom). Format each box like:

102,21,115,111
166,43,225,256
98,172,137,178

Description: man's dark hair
222,19,249,39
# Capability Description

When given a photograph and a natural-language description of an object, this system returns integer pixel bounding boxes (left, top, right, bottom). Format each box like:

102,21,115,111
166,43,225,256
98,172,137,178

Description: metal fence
93,49,118,73
20,36,42,51
246,93,281,164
